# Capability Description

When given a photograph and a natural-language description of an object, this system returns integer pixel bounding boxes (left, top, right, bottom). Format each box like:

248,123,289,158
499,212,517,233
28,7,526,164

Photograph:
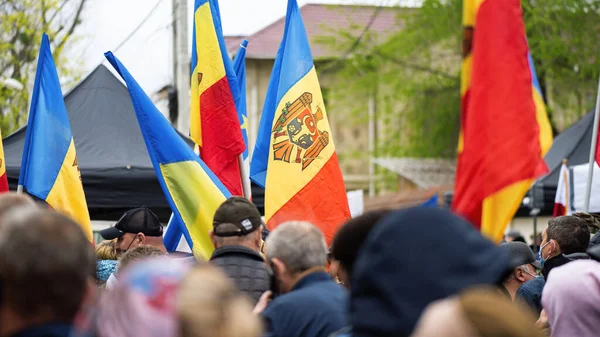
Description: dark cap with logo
502,241,542,270
99,206,163,240
213,197,262,237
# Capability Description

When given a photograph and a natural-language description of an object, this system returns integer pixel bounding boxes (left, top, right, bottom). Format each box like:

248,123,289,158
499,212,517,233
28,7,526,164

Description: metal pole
17,185,23,194
238,154,252,199
584,73,600,212
368,94,375,197
174,0,189,134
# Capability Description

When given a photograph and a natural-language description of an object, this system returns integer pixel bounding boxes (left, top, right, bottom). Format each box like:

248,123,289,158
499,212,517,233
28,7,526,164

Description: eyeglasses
521,266,538,278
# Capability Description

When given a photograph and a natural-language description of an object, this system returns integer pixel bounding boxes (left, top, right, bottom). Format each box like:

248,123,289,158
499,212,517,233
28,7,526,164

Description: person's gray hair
265,221,327,275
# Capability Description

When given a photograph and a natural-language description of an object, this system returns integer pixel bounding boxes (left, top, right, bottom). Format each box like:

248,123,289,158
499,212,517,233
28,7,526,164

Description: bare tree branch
374,50,459,81
55,0,86,55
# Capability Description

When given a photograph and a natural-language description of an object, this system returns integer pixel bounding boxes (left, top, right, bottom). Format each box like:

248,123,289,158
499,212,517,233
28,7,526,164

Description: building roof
225,3,405,59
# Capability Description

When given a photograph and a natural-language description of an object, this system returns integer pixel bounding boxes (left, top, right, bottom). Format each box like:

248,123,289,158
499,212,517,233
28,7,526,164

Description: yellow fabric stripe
462,0,485,27
481,179,533,243
189,2,227,146
0,130,6,177
533,89,553,156
160,160,227,260
46,140,92,242
265,67,335,221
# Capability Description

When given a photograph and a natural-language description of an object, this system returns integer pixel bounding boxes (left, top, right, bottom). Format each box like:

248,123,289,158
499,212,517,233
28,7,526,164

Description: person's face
539,227,556,260
116,232,141,255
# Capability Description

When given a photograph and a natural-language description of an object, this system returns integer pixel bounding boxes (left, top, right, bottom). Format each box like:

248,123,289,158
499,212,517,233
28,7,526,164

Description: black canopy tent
529,111,594,213
4,65,194,221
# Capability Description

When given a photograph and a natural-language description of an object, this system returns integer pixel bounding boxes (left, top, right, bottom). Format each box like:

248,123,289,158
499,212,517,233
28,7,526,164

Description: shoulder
517,277,545,297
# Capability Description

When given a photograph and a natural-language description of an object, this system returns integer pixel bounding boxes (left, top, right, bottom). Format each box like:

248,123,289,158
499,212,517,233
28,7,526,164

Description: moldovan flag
106,51,231,260
250,0,350,244
453,0,553,242
0,130,8,193
553,161,571,216
190,0,245,196
19,34,92,241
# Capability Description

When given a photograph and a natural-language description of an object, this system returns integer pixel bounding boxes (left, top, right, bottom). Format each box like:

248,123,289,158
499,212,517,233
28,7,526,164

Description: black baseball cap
502,241,542,270
99,206,163,240
213,197,262,237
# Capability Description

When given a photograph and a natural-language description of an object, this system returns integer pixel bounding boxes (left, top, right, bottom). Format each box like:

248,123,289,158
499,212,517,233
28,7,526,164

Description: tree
0,0,87,135
318,0,600,163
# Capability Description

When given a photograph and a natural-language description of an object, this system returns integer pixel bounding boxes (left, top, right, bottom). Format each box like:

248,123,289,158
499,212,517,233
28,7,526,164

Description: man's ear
137,232,146,244
515,269,526,283
209,230,218,248
272,258,286,277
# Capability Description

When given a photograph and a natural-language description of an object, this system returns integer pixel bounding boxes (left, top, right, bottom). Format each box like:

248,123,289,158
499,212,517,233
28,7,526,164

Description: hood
542,252,590,280
349,208,509,337
542,260,600,337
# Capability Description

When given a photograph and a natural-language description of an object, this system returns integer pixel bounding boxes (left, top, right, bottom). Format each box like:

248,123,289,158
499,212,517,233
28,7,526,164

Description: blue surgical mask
538,240,551,266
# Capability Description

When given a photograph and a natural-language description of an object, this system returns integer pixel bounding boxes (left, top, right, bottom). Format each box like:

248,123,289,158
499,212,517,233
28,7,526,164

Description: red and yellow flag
190,0,245,196
0,130,8,193
453,0,553,242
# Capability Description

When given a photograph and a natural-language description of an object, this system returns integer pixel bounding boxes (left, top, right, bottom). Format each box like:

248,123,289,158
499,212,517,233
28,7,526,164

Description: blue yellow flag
105,51,231,259
249,0,350,244
19,34,92,241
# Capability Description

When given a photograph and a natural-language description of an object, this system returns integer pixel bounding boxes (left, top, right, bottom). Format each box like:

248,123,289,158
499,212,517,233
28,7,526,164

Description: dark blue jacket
516,276,545,315
262,270,347,337
8,323,72,337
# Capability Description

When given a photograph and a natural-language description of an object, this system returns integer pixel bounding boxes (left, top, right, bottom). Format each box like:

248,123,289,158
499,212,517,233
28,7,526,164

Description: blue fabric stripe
528,52,543,97
233,40,249,160
19,34,72,199
250,0,314,187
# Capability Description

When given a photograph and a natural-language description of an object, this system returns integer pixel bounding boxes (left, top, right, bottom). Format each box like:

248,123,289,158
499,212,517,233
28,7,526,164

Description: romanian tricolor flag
0,130,8,193
453,0,553,242
190,0,245,196
106,51,231,260
250,0,350,244
19,34,92,241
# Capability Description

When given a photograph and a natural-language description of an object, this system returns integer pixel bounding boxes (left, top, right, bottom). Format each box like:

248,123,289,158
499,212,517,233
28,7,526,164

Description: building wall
508,216,551,245
245,58,371,191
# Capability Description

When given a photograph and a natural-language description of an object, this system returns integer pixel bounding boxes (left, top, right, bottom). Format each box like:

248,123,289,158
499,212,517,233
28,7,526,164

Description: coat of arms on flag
272,92,329,170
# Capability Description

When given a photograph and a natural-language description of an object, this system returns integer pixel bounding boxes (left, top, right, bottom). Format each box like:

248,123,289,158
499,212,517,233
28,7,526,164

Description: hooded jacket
349,208,509,337
542,260,600,337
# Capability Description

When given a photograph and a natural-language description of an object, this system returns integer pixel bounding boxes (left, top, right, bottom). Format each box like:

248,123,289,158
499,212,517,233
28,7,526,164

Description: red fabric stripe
452,0,548,228
596,121,600,166
266,154,350,245
199,76,246,196
552,203,566,217
0,173,8,193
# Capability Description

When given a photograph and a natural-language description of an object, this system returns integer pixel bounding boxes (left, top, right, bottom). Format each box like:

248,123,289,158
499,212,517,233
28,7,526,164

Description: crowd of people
0,192,599,337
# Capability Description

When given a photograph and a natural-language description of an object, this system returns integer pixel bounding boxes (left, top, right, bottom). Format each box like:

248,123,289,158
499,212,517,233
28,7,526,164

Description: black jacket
210,245,270,304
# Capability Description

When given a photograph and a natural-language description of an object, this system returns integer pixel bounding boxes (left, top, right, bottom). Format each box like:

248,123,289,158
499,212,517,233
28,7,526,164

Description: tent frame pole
584,73,600,212
238,154,251,199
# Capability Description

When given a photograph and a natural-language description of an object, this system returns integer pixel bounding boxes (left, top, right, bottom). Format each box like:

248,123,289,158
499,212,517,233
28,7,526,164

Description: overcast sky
73,0,416,93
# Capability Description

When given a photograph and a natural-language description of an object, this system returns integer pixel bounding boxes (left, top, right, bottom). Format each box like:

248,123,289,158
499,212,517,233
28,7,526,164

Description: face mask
538,240,552,265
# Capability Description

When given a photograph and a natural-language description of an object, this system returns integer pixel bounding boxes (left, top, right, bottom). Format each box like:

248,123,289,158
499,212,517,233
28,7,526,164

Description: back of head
265,221,327,275
411,287,544,337
97,257,192,337
547,216,590,254
331,210,390,276
212,197,263,249
118,245,166,271
96,239,118,260
177,264,262,337
350,207,509,337
0,208,95,323
542,260,600,337
0,192,36,222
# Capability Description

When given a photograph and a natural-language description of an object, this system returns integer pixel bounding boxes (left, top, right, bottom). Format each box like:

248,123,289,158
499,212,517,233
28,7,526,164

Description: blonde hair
177,264,262,337
96,239,118,260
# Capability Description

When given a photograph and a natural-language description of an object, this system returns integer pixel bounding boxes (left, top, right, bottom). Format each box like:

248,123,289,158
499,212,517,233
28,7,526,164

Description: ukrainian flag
105,52,231,260
19,34,92,241
250,0,350,244
233,39,251,197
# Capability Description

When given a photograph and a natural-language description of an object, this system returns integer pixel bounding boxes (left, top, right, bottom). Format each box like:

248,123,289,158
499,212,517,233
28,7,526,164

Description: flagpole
238,154,251,199
17,185,23,194
584,74,600,212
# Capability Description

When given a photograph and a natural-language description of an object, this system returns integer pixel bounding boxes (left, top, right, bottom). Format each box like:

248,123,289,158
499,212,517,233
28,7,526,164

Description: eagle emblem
271,92,329,170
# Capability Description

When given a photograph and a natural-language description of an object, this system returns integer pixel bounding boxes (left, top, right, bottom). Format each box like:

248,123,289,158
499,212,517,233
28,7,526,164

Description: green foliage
317,0,600,162
0,0,87,136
